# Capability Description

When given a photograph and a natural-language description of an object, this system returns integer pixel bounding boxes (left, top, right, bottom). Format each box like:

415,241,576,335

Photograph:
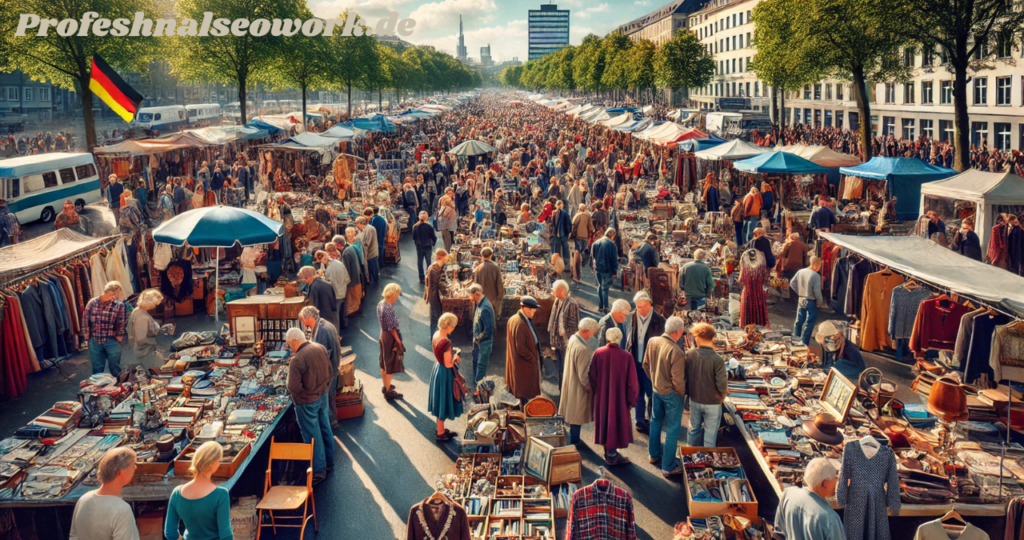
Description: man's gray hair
345,226,357,236
419,211,429,220
694,249,707,261
297,266,316,279
605,327,623,345
104,281,123,293
468,284,483,295
97,447,136,484
803,457,837,489
611,299,631,314
355,216,367,225
285,327,306,343
552,280,570,293
633,290,652,303
332,234,346,245
665,316,685,335
605,227,617,238
578,318,599,332
299,306,320,320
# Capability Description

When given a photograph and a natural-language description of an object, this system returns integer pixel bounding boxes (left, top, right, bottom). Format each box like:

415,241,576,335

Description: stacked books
29,402,83,434
166,406,201,429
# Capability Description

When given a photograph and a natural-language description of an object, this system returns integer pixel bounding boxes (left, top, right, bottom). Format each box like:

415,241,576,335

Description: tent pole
215,250,220,323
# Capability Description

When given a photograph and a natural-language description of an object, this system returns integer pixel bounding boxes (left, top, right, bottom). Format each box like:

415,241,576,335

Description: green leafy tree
890,0,1024,171
171,0,302,126
326,11,378,117
600,33,633,97
547,46,576,92
573,34,605,95
654,31,715,103
265,11,331,126
500,64,523,88
1,0,159,149
627,40,657,104
751,0,822,127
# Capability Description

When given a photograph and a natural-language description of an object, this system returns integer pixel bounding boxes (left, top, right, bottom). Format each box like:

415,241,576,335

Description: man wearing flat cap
506,296,544,400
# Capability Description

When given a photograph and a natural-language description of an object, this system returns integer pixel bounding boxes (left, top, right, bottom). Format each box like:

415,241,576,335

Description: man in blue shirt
775,458,844,540
630,234,659,274
807,196,837,238
469,284,495,386
369,207,388,268
549,200,571,271
591,228,620,313
107,174,124,224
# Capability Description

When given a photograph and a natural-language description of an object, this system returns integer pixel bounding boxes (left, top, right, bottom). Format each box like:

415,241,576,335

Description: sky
307,0,656,63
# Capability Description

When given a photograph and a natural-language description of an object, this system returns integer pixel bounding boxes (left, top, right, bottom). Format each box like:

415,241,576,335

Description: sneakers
662,466,685,478
605,453,631,466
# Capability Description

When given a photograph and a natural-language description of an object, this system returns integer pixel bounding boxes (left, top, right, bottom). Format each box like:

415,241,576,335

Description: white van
133,105,188,133
224,101,254,123
186,103,223,124
0,153,102,223
260,100,281,115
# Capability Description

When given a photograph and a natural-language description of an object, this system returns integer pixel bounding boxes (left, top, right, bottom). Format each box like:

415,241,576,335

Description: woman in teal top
163,441,233,540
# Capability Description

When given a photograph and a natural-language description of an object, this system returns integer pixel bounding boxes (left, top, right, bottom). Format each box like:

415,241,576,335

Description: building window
974,77,988,105
825,110,833,127
940,119,954,141
997,76,1012,105
754,82,759,96
732,35,737,50
902,118,916,140
998,33,1013,58
903,47,916,67
922,44,933,67
747,10,751,23
804,85,812,100
996,122,1012,150
921,119,934,139
23,88,32,102
745,82,750,96
837,85,844,101
732,58,736,72
814,84,822,100
904,83,915,104
940,81,953,104
883,116,896,135
921,81,933,104
971,121,989,145
885,83,896,104
804,108,812,123
6,88,17,101
739,34,744,48
836,111,844,128
39,88,49,101
974,41,989,61
825,84,832,100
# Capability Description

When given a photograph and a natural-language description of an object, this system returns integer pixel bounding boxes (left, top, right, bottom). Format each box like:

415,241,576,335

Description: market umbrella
447,139,496,156
152,206,283,321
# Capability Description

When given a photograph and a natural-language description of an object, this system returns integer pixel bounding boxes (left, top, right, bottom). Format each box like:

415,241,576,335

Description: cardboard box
337,400,364,420
679,445,758,521
174,441,250,478
134,460,172,477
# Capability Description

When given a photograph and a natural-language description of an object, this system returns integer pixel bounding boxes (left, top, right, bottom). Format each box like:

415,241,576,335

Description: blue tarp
678,137,725,153
342,114,395,133
246,119,285,136
734,151,833,175
605,107,638,114
840,157,956,219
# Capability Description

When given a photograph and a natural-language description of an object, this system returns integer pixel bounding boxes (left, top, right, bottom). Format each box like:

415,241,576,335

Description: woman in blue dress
429,312,463,442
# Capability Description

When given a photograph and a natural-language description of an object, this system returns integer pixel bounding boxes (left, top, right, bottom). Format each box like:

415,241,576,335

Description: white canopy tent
919,170,1024,251
600,113,634,128
819,232,1024,318
694,139,770,161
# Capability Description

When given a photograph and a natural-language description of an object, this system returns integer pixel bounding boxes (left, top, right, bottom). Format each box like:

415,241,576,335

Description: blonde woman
377,283,405,401
127,289,164,367
163,441,232,540
430,312,463,442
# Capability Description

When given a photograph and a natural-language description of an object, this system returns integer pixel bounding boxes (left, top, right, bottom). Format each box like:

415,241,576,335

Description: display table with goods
716,324,1017,518
0,330,295,507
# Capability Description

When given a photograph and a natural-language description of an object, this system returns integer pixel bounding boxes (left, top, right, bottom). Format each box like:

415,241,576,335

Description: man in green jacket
680,249,716,311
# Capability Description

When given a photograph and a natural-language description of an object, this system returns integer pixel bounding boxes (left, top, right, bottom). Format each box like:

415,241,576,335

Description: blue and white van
186,103,223,124
133,105,188,133
0,153,102,223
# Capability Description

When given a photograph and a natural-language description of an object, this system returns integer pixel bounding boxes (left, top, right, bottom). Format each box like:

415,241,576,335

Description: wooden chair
255,437,317,540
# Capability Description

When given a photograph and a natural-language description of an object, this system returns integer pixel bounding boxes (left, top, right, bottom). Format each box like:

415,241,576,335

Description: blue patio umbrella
153,206,283,321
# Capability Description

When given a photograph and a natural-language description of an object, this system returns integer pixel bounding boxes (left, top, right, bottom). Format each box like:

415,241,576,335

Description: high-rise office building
528,4,570,60
480,45,493,68
456,15,468,62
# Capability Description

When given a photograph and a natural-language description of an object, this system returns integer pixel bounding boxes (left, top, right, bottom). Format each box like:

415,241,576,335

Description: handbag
452,366,471,402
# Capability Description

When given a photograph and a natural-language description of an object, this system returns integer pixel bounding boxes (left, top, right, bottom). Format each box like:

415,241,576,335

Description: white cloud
576,3,609,18
635,0,651,5
407,0,498,31
309,0,416,22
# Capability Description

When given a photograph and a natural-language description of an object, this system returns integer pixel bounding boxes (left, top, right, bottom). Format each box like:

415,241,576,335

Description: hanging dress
836,440,901,540
738,249,769,327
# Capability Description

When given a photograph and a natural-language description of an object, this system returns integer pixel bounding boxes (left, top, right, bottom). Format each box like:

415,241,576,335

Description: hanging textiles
963,311,1010,384
565,479,637,540
909,297,972,356
858,270,904,352
990,322,1024,383
888,285,932,341
739,250,770,328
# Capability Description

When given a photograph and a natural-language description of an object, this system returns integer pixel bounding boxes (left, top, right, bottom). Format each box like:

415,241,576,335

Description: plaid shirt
83,297,127,341
377,300,399,332
566,480,637,540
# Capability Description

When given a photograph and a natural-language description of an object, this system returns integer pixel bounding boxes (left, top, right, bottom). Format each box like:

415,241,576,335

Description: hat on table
802,412,845,445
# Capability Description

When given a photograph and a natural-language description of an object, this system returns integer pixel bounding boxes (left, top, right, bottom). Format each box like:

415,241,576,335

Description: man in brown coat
506,296,543,400
425,249,450,337
285,328,334,482
779,233,810,279
570,203,595,258
473,247,504,319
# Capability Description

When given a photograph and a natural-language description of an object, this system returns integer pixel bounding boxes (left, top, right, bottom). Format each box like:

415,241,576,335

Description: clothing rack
0,236,120,284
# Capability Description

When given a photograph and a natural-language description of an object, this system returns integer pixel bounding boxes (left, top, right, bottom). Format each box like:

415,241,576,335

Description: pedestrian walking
547,280,580,391
680,249,715,311
472,247,505,319
779,233,810,279
425,249,450,338
685,323,728,447
626,291,664,435
377,284,406,401
590,326,638,466
591,228,620,313
643,316,687,477
164,442,234,540
412,212,437,283
775,458,844,540
69,448,140,540
356,215,379,285
285,328,334,483
84,281,127,377
506,296,544,401
107,174,124,225
430,313,464,442
791,257,826,346
559,318,599,446
469,284,495,386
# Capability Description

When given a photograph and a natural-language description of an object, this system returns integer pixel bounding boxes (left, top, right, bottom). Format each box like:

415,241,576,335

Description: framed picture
820,368,857,422
524,437,554,482
234,316,256,344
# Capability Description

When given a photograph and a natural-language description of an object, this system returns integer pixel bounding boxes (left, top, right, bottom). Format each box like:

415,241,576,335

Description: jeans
327,372,338,424
416,246,432,281
688,401,724,447
734,221,744,248
743,217,758,244
649,392,684,472
574,239,589,266
688,296,706,311
472,339,493,385
89,338,122,376
635,361,653,426
569,424,582,445
337,298,347,329
294,392,335,474
596,272,614,311
367,256,380,285
554,348,565,391
793,300,820,346
551,236,569,266
894,338,909,363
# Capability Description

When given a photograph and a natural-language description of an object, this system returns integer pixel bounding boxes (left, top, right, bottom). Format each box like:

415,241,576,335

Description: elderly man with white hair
643,315,688,477
681,248,716,311
299,266,339,333
598,299,631,348
590,326,639,465
285,327,334,483
775,458,844,540
299,305,340,426
559,318,599,446
339,230,365,316
355,215,379,286
547,279,580,390
626,290,665,434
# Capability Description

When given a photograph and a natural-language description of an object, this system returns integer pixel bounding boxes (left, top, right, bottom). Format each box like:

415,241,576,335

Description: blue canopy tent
342,114,395,133
733,151,833,175
246,119,285,136
839,157,956,219
678,137,726,153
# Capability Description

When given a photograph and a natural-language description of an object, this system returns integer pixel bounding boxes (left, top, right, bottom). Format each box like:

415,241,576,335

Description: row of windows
695,9,752,41
881,76,1019,107
717,56,751,75
528,21,569,27
879,117,1019,150
0,87,51,102
696,80,762,98
529,33,569,39
707,32,750,54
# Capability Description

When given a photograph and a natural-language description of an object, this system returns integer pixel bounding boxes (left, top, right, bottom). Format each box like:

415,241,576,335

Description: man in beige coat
558,318,599,446
473,247,505,319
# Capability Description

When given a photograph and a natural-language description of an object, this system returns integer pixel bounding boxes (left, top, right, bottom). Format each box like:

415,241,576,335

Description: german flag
89,55,144,123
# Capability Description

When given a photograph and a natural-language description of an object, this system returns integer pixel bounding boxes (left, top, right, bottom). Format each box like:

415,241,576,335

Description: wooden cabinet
225,295,306,344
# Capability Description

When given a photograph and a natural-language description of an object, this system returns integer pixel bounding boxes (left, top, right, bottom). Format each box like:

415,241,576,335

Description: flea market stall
839,157,956,222
732,151,834,235
919,170,1024,252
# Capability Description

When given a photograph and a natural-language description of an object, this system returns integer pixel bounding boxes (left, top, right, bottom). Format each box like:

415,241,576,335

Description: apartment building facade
687,0,771,113
616,0,704,47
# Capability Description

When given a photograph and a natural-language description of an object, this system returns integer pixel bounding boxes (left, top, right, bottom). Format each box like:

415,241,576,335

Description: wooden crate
174,442,251,478
679,445,758,521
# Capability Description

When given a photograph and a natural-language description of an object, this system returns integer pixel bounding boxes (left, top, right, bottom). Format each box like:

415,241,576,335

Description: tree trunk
79,77,98,151
779,88,786,129
851,66,873,162
378,88,382,111
300,81,307,129
952,61,970,172
239,77,248,125
347,82,353,118
771,86,779,127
